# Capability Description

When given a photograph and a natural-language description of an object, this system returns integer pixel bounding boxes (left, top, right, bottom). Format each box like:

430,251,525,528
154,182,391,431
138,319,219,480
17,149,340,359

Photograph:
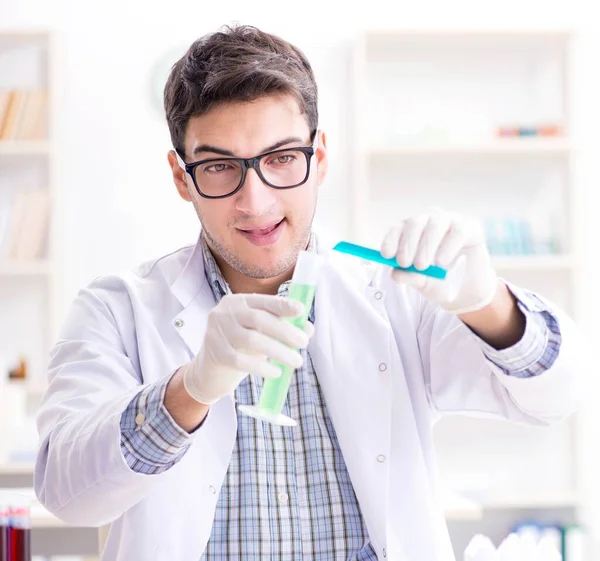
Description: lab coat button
383,548,387,557
374,291,383,300
134,413,145,426
278,492,289,505
377,454,386,463
209,485,216,494
174,318,184,328
379,363,387,372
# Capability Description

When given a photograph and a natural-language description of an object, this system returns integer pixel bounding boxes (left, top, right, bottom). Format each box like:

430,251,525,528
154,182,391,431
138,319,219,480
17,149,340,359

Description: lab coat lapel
168,237,238,497
170,238,216,357
309,253,394,555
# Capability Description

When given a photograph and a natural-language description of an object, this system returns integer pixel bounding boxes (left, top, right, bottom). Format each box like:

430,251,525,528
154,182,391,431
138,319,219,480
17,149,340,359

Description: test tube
0,496,8,561
8,496,30,561
238,250,323,427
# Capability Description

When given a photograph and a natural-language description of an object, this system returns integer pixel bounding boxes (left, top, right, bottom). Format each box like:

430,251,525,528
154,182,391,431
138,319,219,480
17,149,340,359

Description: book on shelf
0,90,47,141
0,188,50,261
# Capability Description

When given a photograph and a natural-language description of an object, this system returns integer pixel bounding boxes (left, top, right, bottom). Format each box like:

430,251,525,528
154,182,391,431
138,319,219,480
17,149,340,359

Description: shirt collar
201,233,317,321
200,236,229,301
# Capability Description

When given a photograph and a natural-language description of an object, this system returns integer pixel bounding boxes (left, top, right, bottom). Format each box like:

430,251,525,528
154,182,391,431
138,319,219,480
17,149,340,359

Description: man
35,24,584,561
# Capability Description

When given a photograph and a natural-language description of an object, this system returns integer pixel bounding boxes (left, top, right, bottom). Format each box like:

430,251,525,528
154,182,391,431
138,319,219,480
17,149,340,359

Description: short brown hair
164,24,319,157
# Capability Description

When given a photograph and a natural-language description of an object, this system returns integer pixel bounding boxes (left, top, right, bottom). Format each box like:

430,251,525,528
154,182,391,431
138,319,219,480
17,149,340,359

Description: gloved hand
181,293,314,405
380,209,499,315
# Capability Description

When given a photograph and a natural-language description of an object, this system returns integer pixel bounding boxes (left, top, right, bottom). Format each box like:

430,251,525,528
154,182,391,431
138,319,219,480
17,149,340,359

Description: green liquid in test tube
238,250,323,427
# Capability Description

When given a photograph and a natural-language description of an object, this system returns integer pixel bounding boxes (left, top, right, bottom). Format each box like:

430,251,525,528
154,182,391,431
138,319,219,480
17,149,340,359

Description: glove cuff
444,293,496,315
182,363,218,406
443,278,499,315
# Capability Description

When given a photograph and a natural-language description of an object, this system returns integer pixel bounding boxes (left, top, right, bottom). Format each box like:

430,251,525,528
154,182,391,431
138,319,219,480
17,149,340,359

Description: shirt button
374,291,383,300
134,413,146,426
377,454,386,463
379,363,387,372
174,318,184,328
278,492,289,505
209,485,216,494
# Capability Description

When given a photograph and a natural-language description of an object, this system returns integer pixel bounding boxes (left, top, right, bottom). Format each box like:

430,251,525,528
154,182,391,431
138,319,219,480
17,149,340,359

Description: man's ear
168,150,193,202
315,130,328,186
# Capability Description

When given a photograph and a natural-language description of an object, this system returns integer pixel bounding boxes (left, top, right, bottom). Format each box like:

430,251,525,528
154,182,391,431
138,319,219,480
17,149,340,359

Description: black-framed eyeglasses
176,131,318,199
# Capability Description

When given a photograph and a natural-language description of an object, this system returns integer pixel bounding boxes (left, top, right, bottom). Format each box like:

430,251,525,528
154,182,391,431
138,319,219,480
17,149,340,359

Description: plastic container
238,250,323,427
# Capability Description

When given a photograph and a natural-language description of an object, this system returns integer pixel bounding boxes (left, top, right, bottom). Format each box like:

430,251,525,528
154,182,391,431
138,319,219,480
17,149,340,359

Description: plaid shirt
120,235,561,559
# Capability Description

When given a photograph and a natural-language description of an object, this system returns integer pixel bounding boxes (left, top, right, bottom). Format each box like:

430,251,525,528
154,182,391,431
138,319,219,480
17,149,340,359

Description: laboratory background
1,0,600,559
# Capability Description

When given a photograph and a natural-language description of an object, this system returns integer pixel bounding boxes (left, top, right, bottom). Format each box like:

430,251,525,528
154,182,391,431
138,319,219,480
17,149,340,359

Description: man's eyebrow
191,136,305,158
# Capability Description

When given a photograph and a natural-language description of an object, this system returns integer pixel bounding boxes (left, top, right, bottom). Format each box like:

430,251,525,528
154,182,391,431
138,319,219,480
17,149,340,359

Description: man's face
169,94,328,280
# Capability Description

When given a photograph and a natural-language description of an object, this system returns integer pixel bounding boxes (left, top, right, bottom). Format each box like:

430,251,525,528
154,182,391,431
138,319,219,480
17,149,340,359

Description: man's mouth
238,219,283,235
236,218,286,246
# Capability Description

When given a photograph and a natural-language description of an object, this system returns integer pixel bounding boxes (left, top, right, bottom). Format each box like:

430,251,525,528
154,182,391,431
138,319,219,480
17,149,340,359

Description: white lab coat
34,236,584,561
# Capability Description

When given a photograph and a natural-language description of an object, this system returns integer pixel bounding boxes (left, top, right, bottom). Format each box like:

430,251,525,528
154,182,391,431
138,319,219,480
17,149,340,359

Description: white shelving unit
0,140,50,155
0,30,57,389
0,461,35,475
351,28,584,553
0,31,66,559
368,138,572,156
492,254,576,271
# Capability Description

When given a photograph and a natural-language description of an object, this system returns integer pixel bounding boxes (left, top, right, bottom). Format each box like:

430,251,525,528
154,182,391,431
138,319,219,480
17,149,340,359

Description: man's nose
235,167,277,215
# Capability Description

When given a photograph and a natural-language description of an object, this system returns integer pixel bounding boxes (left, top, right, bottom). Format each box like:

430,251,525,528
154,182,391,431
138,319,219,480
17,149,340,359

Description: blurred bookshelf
368,137,572,156
0,30,56,390
0,32,101,560
0,34,57,549
0,140,50,155
351,28,587,557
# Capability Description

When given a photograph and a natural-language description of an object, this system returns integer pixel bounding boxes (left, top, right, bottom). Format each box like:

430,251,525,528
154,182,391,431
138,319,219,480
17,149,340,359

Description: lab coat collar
171,232,209,308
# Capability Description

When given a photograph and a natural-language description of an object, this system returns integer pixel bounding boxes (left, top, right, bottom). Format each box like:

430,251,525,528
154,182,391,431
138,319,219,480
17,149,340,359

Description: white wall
3,0,600,545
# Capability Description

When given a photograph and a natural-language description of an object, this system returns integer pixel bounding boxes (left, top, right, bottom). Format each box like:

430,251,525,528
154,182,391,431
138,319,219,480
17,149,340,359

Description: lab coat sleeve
120,375,195,474
34,282,193,526
464,283,559,378
416,284,586,425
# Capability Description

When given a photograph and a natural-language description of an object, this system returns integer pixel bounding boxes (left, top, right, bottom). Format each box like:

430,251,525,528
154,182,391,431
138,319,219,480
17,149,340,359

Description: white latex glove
381,210,498,315
181,293,314,405
496,533,525,561
463,534,498,561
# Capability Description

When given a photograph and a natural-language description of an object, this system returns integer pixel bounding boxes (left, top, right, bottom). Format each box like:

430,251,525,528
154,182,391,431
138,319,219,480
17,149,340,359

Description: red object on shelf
497,126,519,137
538,124,563,137
0,510,7,561
7,505,30,561
8,527,29,561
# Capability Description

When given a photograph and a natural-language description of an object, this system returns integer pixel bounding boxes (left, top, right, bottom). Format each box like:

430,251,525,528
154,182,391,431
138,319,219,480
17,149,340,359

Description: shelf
492,254,575,271
0,140,50,155
479,491,581,510
0,30,50,43
442,489,483,521
0,487,68,528
364,30,572,51
0,462,34,475
368,138,571,156
441,489,580,520
0,260,52,276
